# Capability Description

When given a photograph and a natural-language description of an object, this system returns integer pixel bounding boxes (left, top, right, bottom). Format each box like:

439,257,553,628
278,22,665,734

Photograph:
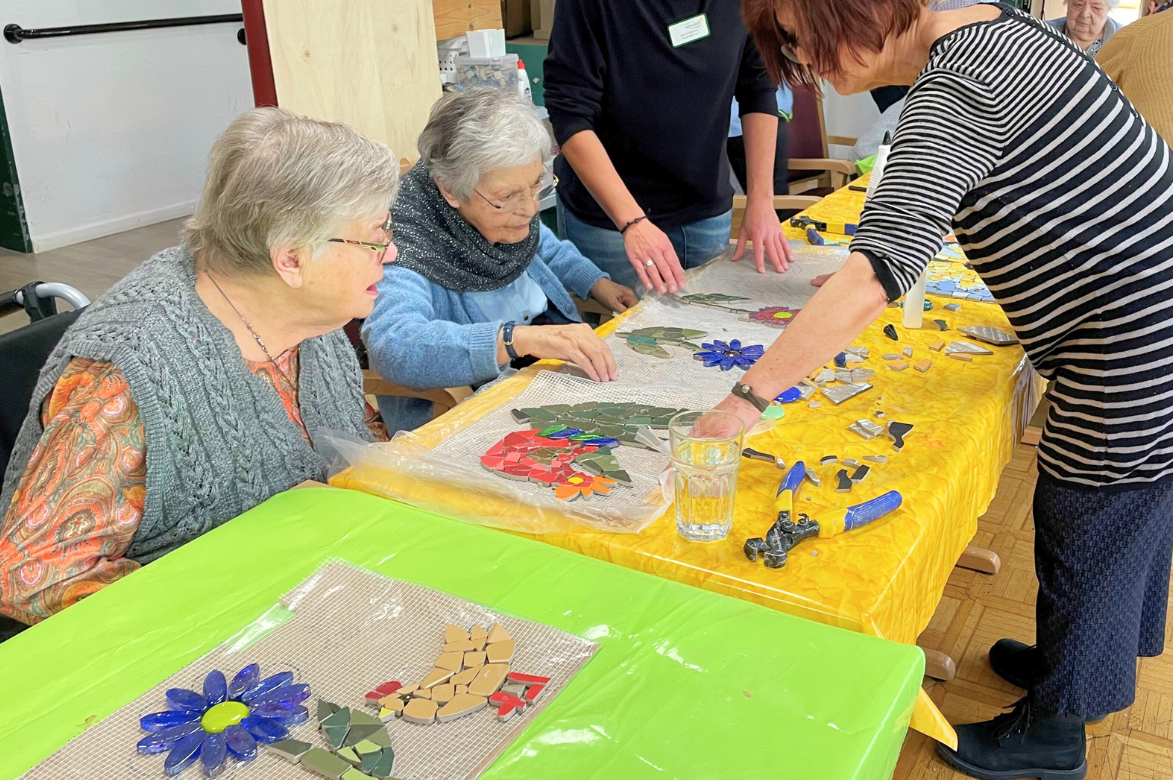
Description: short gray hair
417,87,552,200
1065,0,1120,6
184,107,399,277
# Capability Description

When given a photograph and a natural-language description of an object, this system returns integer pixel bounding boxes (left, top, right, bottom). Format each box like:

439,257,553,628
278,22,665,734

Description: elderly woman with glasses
364,88,635,435
0,108,397,628
1048,0,1120,53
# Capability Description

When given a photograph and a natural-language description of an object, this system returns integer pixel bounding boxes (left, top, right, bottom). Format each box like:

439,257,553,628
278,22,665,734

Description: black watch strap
731,381,771,413
502,321,520,360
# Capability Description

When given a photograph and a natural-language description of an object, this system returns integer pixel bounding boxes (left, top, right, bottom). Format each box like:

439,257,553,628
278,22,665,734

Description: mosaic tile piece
693,339,766,371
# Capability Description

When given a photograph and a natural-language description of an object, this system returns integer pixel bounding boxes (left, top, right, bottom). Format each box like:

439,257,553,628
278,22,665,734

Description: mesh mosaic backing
681,243,850,309
19,562,597,780
419,371,717,530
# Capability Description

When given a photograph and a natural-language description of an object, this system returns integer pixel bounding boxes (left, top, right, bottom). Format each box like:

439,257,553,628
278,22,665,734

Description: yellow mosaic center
568,476,584,484
772,311,792,319
201,701,249,734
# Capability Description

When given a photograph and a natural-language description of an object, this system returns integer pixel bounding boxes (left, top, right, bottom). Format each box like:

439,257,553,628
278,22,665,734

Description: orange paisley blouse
0,349,386,625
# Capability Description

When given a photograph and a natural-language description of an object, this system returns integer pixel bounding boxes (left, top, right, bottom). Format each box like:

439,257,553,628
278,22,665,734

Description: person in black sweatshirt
544,0,792,297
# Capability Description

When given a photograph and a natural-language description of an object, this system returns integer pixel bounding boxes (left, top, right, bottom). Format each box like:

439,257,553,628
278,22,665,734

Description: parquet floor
896,443,1173,780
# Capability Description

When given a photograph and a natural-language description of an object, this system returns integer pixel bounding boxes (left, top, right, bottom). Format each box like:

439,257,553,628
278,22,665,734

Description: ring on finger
645,259,655,267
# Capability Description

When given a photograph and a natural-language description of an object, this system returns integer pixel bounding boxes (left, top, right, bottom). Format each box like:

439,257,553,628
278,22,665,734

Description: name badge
668,13,710,48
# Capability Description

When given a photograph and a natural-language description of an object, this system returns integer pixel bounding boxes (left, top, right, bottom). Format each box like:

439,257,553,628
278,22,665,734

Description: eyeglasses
327,211,393,262
475,174,559,212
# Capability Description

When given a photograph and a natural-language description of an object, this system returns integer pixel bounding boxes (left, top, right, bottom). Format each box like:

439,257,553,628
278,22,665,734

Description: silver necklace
208,274,292,384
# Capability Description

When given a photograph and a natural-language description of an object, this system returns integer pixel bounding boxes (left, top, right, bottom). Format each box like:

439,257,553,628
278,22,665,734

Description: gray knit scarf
391,162,539,293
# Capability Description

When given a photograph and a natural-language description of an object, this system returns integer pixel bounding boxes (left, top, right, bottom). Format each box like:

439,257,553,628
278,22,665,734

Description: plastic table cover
332,180,1045,747
0,488,923,780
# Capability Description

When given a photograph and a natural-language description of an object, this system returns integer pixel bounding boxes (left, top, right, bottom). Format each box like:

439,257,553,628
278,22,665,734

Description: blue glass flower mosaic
137,663,310,777
693,340,765,371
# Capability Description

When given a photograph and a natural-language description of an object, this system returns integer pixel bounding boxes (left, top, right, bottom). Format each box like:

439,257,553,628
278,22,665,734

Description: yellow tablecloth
334,181,1044,747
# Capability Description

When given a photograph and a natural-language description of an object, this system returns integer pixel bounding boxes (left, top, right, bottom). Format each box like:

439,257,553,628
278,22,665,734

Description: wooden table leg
956,545,1001,575
921,647,957,682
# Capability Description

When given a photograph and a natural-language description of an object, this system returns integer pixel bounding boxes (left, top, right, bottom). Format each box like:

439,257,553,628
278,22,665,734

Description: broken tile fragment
805,470,821,487
944,303,961,311
842,458,860,469
949,353,973,362
419,668,454,689
443,639,476,653
958,325,1018,345
377,700,403,721
821,382,873,405
402,698,439,725
464,651,486,668
486,639,515,664
444,624,468,644
883,324,898,341
436,651,464,673
266,739,313,764
431,684,455,704
437,693,489,723
851,465,870,484
934,319,949,331
929,339,946,352
336,746,361,767
849,419,884,439
914,359,932,373
902,346,913,358
820,455,838,465
888,422,914,451
486,624,511,644
887,360,909,371
469,664,511,697
507,672,552,685
836,470,852,493
300,748,353,779
946,340,993,356
882,353,901,360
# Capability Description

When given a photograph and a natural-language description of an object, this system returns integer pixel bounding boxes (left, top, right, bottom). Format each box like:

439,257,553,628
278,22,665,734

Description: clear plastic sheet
16,561,597,780
328,372,722,534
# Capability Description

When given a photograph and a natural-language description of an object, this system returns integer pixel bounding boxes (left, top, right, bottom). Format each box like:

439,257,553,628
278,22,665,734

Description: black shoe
989,638,1044,690
936,697,1087,780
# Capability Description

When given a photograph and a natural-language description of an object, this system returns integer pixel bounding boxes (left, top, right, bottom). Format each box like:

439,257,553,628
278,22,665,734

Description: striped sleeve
851,71,1007,301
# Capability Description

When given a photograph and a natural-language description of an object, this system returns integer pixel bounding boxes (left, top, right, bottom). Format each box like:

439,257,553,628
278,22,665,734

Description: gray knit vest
0,246,374,563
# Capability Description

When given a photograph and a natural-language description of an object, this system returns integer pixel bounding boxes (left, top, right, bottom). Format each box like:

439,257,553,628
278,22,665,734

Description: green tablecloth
0,488,923,780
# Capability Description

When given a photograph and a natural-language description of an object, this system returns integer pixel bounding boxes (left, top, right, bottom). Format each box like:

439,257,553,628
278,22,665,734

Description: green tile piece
349,710,383,728
336,746,361,767
321,706,351,730
629,416,652,426
366,727,392,749
630,342,672,358
360,749,383,774
266,738,314,763
342,723,384,747
626,334,658,345
299,747,353,779
353,739,382,756
316,700,339,724
324,724,350,749
341,769,368,780
538,424,568,437
370,747,397,779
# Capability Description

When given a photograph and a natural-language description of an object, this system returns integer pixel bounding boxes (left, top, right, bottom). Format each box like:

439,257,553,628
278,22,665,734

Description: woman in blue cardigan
363,89,636,434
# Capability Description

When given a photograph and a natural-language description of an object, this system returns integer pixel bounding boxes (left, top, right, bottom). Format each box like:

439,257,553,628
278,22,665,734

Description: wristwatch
731,381,772,413
502,321,520,360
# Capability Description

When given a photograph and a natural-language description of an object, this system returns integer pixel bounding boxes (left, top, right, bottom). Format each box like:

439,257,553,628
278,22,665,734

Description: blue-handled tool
744,482,903,569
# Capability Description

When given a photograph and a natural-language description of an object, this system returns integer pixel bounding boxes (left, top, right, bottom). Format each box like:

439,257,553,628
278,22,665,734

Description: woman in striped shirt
720,1,1173,778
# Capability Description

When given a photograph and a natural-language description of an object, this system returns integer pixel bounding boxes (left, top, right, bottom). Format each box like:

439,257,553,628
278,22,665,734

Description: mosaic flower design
481,430,629,500
693,340,765,371
748,306,802,327
137,663,310,777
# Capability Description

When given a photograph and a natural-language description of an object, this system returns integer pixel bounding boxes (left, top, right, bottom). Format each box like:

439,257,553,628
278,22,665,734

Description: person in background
544,0,791,298
1097,0,1173,143
1047,0,1120,53
0,108,396,629
363,89,633,435
728,85,793,214
733,0,1173,777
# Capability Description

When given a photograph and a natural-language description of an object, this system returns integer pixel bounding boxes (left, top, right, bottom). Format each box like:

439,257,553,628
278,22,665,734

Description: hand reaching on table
732,194,792,274
512,324,619,383
590,278,638,313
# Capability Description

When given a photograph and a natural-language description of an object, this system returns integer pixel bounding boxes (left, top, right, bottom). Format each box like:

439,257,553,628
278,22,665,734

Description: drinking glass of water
669,410,745,542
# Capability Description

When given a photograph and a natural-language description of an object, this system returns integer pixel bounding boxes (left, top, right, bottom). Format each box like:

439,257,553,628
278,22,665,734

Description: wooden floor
6,221,1173,779
0,218,185,334
898,442,1173,780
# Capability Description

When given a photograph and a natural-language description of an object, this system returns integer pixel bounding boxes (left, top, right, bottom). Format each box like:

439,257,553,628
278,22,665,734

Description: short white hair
1065,0,1120,7
417,87,552,200
184,107,399,276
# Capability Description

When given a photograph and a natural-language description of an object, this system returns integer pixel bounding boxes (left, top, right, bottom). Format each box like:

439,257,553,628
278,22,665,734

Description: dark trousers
1033,472,1173,719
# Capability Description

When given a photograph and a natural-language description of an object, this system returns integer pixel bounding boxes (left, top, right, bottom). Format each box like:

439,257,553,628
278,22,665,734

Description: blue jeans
557,202,732,294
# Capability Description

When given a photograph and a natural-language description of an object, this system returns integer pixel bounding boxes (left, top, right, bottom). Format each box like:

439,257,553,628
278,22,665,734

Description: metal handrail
4,14,244,44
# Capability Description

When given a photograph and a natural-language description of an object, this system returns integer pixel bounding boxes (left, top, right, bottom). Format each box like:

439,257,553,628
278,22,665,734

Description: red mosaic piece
480,434,618,501
507,672,551,685
748,306,802,327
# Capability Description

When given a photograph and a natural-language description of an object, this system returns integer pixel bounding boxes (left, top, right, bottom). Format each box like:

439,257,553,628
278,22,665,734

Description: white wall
0,1,253,251
822,85,881,159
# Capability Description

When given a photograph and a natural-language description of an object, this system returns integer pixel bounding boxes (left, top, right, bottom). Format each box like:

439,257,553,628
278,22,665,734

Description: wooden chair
787,84,858,195
730,194,823,238
363,371,474,420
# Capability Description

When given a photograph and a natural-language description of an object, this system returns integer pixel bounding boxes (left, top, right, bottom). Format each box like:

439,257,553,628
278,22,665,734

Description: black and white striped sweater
851,6,1173,488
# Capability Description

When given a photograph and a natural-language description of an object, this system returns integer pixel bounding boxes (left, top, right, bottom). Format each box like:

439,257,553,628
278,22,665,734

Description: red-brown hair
742,0,925,86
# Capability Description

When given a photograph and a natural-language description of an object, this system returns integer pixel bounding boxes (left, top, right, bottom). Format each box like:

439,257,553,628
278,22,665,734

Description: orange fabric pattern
0,350,386,625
